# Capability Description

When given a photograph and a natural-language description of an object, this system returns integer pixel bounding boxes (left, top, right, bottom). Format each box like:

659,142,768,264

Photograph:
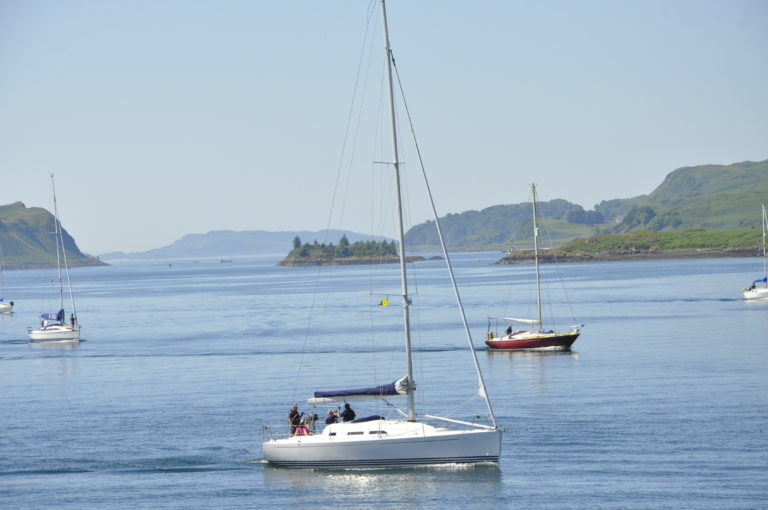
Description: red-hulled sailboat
486,184,581,351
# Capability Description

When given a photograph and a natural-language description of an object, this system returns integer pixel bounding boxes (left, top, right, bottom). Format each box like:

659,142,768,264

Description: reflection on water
742,297,768,305
263,462,502,506
29,340,80,351
485,349,581,391
486,349,579,361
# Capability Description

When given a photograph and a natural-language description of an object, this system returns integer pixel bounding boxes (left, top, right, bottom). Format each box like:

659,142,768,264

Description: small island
279,235,430,267
497,229,762,264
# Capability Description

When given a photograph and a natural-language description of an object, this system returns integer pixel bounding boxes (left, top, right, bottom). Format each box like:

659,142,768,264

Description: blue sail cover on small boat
754,277,768,283
40,309,65,321
308,376,410,405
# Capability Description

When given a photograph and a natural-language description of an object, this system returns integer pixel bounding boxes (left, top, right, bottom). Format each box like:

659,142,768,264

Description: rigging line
338,6,380,231
53,181,76,321
540,209,578,323
290,5,378,404
391,55,497,428
439,395,487,422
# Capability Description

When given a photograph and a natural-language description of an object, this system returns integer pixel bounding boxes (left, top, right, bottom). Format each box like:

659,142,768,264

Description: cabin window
369,431,387,435
328,432,336,436
347,431,364,436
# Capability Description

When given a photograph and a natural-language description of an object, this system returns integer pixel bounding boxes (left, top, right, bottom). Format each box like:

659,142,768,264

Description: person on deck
506,325,513,335
295,416,310,436
325,409,338,425
288,404,301,436
341,403,356,422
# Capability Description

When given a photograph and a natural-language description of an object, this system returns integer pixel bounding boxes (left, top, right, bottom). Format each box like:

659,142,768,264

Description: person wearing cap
288,404,301,435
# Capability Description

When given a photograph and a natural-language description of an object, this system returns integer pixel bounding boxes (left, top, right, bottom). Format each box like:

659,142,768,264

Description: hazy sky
1,0,766,255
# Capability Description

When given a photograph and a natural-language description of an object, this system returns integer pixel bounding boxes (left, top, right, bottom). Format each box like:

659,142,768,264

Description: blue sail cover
315,381,398,399
40,309,65,321
308,376,410,405
754,277,768,283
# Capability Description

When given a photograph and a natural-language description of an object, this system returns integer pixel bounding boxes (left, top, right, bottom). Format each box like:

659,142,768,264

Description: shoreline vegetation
497,229,763,264
6,257,106,271
278,235,438,267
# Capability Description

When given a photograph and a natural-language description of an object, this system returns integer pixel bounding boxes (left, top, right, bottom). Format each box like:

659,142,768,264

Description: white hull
0,302,12,314
743,287,768,300
27,324,80,343
263,420,501,468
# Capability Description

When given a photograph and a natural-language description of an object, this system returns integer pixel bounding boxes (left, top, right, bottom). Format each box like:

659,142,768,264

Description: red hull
485,332,579,351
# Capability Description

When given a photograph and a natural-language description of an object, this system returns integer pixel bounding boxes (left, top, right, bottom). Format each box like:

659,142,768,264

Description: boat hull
743,287,768,300
0,302,12,314
27,325,80,343
485,332,579,350
263,421,501,468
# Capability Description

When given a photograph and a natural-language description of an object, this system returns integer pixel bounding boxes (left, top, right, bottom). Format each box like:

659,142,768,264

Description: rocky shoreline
496,248,759,265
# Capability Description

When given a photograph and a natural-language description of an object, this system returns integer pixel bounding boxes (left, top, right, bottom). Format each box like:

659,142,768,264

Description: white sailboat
0,243,13,314
743,203,768,300
486,184,580,350
262,0,502,468
27,174,81,343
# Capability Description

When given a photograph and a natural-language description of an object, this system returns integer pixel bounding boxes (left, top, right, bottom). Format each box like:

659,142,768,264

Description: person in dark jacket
288,404,301,435
324,409,339,425
341,403,356,422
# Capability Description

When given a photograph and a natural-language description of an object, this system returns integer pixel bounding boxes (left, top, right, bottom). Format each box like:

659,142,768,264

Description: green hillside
405,199,596,250
405,158,768,250
596,159,768,231
0,202,106,269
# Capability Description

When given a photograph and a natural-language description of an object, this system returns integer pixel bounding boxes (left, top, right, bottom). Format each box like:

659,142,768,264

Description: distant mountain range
2,158,766,267
99,230,390,260
405,158,768,250
0,202,105,269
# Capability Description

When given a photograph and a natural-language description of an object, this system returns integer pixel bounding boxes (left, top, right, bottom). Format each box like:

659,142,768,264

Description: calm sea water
1,253,766,509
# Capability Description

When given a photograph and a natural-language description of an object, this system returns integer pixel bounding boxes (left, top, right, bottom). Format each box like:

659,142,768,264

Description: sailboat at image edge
262,0,502,468
485,183,581,351
27,174,81,343
742,203,768,300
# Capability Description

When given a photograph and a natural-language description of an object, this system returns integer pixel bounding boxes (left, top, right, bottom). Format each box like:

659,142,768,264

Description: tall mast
51,174,65,312
531,183,542,331
50,173,77,323
380,0,416,421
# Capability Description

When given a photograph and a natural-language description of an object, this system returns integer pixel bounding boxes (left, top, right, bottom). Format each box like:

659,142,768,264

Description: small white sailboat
743,203,768,300
262,0,501,468
0,243,13,314
486,184,580,350
27,174,80,343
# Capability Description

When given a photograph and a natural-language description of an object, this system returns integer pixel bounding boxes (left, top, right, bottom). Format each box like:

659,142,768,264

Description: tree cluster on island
286,235,398,259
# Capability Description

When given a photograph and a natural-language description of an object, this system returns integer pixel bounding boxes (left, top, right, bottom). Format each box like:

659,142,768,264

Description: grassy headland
498,229,763,264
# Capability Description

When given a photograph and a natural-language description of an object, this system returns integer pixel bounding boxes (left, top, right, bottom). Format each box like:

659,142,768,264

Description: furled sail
503,317,539,325
307,375,411,405
40,309,65,321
